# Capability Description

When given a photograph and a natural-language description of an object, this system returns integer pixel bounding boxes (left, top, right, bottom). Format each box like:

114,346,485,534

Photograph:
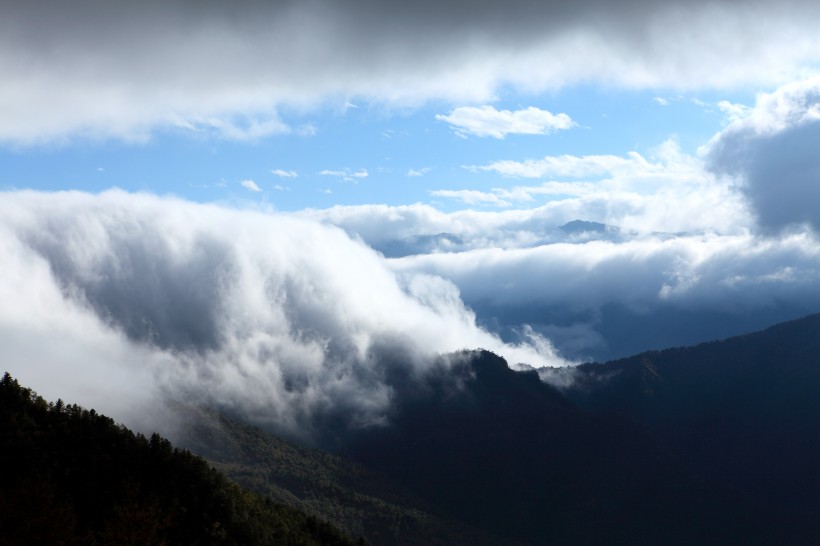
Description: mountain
559,313,820,537
7,312,820,545
0,373,361,546
173,313,820,544
559,219,610,235
335,351,780,545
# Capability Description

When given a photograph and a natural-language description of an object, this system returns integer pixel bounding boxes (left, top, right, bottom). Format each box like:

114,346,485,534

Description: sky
4,0,820,437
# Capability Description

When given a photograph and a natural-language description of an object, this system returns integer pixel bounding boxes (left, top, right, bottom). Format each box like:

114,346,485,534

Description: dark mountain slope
561,313,820,539
0,373,360,546
176,407,520,546
337,351,774,545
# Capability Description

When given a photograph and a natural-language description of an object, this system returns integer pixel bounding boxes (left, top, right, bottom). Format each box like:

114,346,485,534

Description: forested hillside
0,373,361,546
4,313,820,545
178,408,521,546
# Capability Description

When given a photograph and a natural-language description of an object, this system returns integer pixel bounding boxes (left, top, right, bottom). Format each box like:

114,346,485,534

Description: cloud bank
307,190,820,360
307,139,748,249
302,82,820,362
5,0,820,143
0,190,564,439
389,233,820,359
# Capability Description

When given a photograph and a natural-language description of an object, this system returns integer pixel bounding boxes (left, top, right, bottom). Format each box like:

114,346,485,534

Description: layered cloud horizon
4,1,820,439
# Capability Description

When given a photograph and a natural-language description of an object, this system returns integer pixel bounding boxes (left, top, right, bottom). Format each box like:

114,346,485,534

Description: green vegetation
177,407,520,546
0,373,362,546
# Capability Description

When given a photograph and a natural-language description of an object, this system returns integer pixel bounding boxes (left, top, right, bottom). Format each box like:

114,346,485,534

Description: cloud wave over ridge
0,190,565,438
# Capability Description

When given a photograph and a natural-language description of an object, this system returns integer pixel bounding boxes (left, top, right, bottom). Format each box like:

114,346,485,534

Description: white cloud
299,196,820,361
273,184,290,191
430,189,511,207
476,152,658,179
5,1,820,144
408,168,431,177
716,100,752,124
428,141,750,235
389,231,820,360
0,190,570,438
271,169,298,178
320,168,368,182
241,179,262,192
705,76,820,233
304,171,749,254
436,105,575,139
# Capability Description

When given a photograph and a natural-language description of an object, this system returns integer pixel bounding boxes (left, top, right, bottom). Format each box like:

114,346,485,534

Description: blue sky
5,0,820,426
3,86,750,211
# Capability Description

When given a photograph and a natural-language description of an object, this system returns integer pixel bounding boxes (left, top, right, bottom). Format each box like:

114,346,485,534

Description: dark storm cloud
4,0,820,142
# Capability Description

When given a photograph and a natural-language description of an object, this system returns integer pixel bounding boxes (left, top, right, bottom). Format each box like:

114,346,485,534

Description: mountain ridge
559,312,820,523
0,373,362,546
175,315,820,544
5,313,820,544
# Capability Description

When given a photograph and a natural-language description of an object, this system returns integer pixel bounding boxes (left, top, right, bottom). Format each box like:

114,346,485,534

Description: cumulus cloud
705,77,820,233
241,179,262,192
436,106,574,138
421,141,749,234
716,100,752,124
304,159,750,255
5,1,820,144
0,190,566,441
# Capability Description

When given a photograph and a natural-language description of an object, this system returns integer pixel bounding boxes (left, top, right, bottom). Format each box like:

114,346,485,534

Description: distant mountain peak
559,219,609,234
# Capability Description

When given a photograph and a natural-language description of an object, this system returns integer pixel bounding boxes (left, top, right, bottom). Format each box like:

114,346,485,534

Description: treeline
0,372,363,546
